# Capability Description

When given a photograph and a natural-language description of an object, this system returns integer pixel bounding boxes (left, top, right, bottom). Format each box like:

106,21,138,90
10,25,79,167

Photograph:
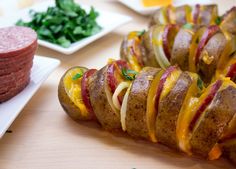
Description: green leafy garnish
182,23,193,29
197,77,204,90
16,0,102,48
215,16,222,25
72,69,84,80
137,30,146,36
121,68,138,81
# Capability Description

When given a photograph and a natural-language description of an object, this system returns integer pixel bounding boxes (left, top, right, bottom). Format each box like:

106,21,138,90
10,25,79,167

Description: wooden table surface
0,0,236,169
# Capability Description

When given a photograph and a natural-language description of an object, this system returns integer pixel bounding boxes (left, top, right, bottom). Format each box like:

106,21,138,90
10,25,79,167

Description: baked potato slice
175,5,191,25
190,83,236,158
58,66,92,121
88,66,121,131
221,7,236,34
199,4,218,25
141,27,161,68
171,27,194,70
125,67,160,139
198,32,227,83
155,72,192,149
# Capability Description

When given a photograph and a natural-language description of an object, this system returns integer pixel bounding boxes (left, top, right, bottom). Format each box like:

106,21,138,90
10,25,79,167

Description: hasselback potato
120,5,236,84
58,59,236,165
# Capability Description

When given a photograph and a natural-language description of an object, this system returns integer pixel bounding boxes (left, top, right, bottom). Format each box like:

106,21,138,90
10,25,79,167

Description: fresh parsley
197,77,204,90
182,23,193,29
72,69,84,80
137,30,146,36
121,68,138,81
215,16,222,25
16,0,102,48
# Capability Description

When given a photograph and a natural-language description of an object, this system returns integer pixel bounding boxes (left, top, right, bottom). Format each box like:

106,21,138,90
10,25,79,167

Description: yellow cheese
176,73,200,154
64,68,88,117
142,0,172,7
160,69,181,100
147,70,164,142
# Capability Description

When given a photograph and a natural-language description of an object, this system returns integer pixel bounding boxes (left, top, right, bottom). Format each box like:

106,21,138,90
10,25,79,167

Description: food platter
0,55,60,138
0,0,132,54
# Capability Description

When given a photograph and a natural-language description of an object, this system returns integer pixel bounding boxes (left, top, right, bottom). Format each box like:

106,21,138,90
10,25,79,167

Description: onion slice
120,84,132,131
112,82,131,110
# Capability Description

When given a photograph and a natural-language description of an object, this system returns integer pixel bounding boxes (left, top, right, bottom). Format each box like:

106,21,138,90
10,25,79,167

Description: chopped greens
122,68,138,81
215,16,222,25
197,77,204,90
137,30,146,36
182,23,193,29
16,0,102,48
72,69,84,80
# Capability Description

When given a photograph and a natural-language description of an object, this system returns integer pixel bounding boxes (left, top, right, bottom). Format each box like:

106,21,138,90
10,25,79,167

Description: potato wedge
190,85,236,157
58,66,92,121
126,67,160,139
155,72,192,149
88,66,121,130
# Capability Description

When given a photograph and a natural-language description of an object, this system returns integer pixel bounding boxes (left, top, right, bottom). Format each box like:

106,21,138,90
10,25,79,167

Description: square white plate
119,0,213,15
0,1,132,55
0,55,60,138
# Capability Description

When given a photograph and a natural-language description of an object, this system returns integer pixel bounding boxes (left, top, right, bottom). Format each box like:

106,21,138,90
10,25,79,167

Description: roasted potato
221,7,236,34
58,66,92,121
171,28,194,71
190,85,236,157
141,27,161,68
198,4,218,25
155,72,192,149
198,32,227,84
175,5,191,25
88,66,121,131
126,67,160,139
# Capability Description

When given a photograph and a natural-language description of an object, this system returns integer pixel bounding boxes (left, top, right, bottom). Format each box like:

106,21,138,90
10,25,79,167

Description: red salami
0,26,37,102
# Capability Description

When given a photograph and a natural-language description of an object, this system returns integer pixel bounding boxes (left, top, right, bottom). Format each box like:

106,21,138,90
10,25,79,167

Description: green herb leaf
137,30,146,36
197,77,204,90
215,16,222,25
122,68,138,81
182,23,193,29
16,0,102,48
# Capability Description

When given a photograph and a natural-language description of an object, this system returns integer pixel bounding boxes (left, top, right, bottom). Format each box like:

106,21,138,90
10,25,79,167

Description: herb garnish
72,69,84,80
215,16,222,25
121,68,138,81
197,77,204,90
16,0,102,48
182,23,193,29
137,30,146,36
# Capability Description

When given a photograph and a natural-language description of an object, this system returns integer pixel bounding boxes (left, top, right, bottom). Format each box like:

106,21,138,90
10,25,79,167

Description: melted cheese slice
64,68,88,117
147,70,164,142
142,0,172,7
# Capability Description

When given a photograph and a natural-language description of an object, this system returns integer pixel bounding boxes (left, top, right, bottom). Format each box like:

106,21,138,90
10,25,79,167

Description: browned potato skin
221,7,236,34
199,5,218,25
58,67,91,121
88,66,120,131
222,138,236,165
198,32,227,84
190,86,236,157
141,27,160,68
126,67,160,139
171,28,194,71
175,5,191,25
155,72,192,149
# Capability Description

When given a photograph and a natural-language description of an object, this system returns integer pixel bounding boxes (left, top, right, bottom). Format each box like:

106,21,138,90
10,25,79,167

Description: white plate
0,1,132,55
0,55,60,138
119,0,213,15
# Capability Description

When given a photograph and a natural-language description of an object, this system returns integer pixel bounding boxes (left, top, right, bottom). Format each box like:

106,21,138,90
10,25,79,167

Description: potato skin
88,66,120,131
190,86,236,157
155,72,192,149
141,27,160,68
126,67,160,139
58,67,90,121
220,7,236,34
198,32,227,84
171,28,193,71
